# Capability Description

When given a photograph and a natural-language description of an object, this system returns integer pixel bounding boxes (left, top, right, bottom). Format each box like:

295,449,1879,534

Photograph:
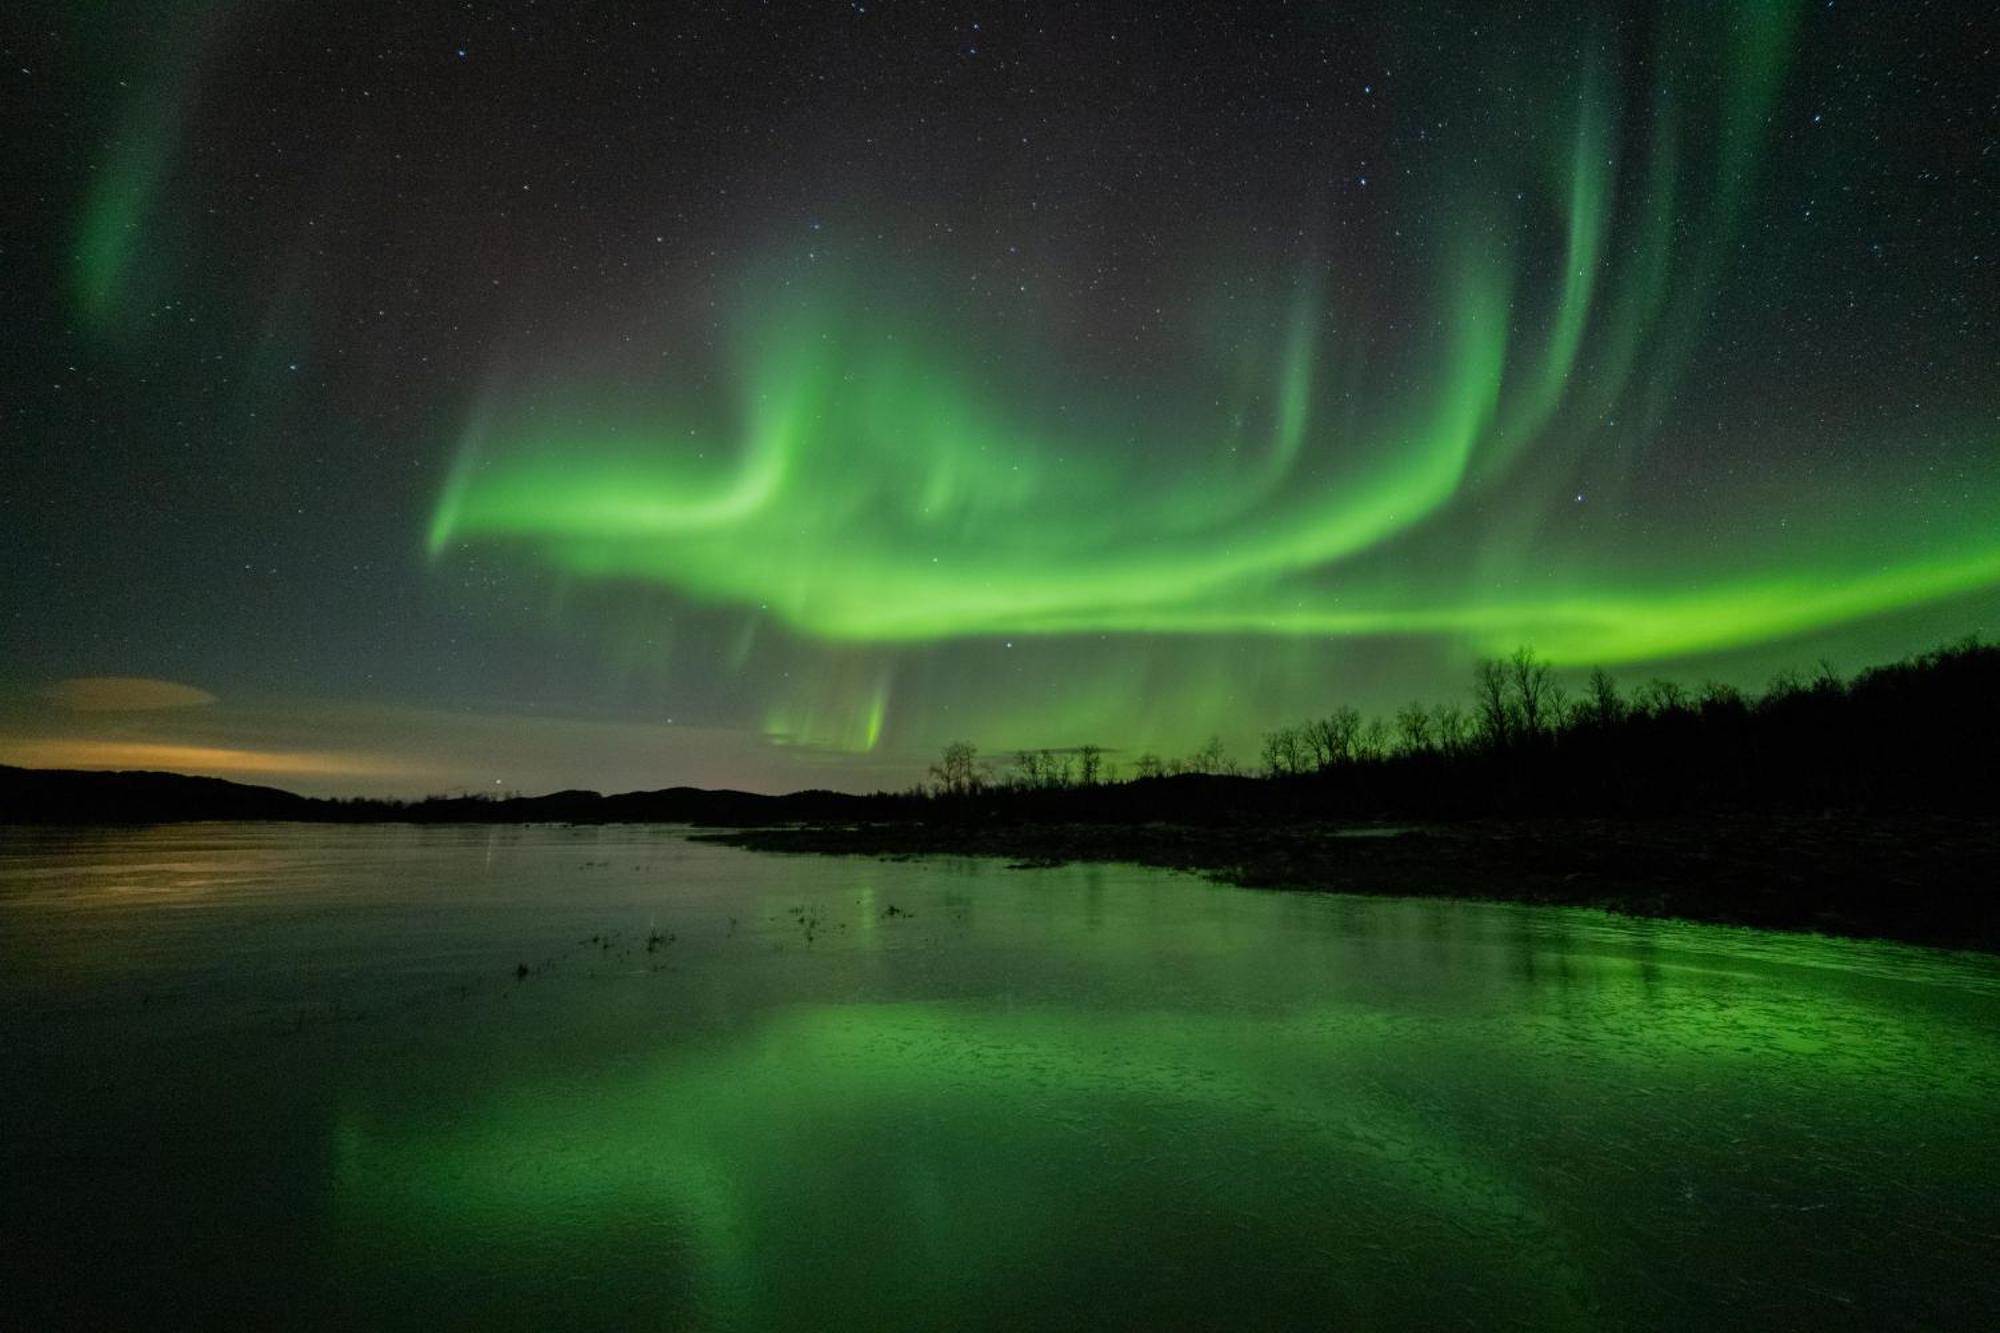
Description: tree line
918,634,1998,818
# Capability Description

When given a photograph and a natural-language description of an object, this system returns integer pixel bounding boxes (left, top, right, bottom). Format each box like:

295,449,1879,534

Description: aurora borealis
5,1,1995,793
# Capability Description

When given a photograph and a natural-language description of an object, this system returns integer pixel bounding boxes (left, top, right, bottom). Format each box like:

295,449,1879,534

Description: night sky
4,1,1994,796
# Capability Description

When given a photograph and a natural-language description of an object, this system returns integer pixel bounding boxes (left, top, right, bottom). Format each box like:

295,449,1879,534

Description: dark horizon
0,631,1988,809
7,624,1992,808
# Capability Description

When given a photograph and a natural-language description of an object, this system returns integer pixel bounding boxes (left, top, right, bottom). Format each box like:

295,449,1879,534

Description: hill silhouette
0,766,871,827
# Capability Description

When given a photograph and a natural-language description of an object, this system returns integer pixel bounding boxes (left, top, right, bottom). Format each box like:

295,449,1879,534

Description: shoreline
694,813,2000,954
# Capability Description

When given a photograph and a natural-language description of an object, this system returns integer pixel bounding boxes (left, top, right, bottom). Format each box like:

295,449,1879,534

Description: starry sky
4,1,1994,796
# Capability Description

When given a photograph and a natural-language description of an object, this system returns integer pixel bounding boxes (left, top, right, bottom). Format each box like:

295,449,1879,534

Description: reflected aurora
10,828,1998,1326
335,1001,1590,1325
331,958,1999,1325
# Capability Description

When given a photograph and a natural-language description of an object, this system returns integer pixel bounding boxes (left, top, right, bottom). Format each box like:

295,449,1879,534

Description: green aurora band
403,4,1989,759
67,1,213,332
50,4,2000,767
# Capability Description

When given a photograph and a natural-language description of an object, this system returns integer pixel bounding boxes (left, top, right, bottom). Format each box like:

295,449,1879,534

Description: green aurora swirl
399,3,1987,759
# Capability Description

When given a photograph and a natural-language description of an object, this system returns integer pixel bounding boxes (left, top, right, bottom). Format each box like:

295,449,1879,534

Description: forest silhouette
909,635,1998,821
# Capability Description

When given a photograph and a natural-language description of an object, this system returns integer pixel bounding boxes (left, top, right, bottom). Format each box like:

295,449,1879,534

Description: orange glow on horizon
0,740,412,781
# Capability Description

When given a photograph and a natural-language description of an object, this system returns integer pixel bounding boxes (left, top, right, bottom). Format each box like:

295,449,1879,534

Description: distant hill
0,765,318,824
0,765,877,826
379,784,876,826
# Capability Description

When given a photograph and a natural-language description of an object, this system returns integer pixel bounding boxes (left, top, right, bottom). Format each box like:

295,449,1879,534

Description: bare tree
1585,667,1622,728
1188,735,1231,775
1133,752,1166,780
1432,701,1469,755
1473,658,1514,747
1545,678,1573,733
1298,717,1332,769
1332,707,1362,763
1262,726,1304,776
1075,744,1103,786
928,741,982,796
1395,702,1434,754
1302,706,1362,769
1765,667,1805,701
1508,646,1554,737
1698,682,1747,718
1634,678,1688,716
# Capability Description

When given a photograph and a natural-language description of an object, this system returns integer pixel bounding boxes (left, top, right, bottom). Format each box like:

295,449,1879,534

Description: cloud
40,677,217,711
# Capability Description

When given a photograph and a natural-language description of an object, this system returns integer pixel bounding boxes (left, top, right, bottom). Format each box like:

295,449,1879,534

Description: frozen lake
3,823,1996,1328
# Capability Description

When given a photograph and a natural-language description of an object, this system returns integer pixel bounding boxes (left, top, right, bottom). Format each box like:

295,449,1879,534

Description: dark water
3,824,1996,1329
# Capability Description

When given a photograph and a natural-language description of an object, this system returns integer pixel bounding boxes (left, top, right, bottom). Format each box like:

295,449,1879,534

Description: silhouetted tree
1585,667,1623,729
1303,707,1361,769
1545,678,1573,733
1188,735,1233,776
1634,678,1687,716
1262,726,1306,776
1009,749,1077,790
1396,702,1434,754
1474,658,1514,747
929,741,982,796
1296,718,1329,769
1076,744,1104,786
1698,681,1748,719
1508,646,1555,737
1433,702,1470,756
903,635,1994,827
